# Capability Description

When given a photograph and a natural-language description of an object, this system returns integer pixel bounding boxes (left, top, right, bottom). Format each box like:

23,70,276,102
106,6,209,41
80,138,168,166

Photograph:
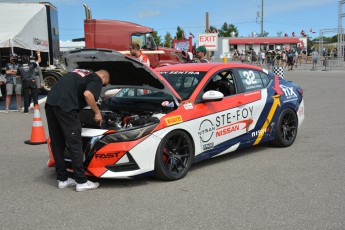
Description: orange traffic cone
25,104,47,145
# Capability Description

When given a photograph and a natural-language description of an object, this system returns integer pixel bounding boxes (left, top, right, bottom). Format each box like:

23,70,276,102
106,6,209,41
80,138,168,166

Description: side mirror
202,90,224,102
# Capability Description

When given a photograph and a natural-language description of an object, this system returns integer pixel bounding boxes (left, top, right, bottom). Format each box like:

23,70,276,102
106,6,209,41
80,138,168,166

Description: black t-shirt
46,71,102,112
17,63,38,81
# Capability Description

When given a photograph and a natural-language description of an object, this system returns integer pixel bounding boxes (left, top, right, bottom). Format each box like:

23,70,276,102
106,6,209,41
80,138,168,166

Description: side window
131,34,145,48
238,69,264,92
259,72,270,87
204,70,237,97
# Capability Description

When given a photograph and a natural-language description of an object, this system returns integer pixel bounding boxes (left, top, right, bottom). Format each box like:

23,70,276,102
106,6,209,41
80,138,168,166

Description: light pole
261,0,264,36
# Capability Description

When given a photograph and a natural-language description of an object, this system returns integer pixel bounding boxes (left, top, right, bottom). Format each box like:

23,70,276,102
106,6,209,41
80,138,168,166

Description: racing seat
216,77,235,96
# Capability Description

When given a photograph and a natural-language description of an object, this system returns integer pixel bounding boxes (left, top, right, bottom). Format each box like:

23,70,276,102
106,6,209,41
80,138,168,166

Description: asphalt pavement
0,68,345,229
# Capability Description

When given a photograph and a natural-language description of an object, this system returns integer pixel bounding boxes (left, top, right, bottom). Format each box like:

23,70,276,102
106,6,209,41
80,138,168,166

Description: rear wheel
155,130,194,181
41,71,61,94
270,108,298,147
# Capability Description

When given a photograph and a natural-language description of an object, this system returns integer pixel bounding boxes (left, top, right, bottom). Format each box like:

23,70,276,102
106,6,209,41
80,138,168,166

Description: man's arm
5,64,17,75
5,69,17,75
36,50,41,64
84,90,102,125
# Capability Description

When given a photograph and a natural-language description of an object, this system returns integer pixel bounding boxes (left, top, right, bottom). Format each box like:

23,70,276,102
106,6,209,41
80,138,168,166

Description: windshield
159,71,206,100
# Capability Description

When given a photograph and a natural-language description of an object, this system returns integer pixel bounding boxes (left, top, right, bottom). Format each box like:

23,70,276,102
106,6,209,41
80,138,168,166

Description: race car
47,49,305,181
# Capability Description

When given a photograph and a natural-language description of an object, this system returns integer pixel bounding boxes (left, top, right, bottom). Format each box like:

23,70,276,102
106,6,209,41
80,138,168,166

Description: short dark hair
21,55,30,63
130,43,140,51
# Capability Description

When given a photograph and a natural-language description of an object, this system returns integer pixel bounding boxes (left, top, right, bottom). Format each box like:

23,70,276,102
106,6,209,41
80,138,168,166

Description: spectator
196,45,209,63
181,50,192,63
311,49,319,70
4,53,21,113
129,43,150,67
16,51,41,113
287,49,295,71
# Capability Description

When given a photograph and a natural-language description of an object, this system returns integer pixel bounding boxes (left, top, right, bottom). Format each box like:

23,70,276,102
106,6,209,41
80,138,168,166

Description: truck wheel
42,72,61,94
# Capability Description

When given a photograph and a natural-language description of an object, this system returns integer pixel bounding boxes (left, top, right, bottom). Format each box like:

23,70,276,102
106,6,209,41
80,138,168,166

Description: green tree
176,26,185,40
164,32,173,47
218,22,239,37
259,31,269,37
152,31,162,47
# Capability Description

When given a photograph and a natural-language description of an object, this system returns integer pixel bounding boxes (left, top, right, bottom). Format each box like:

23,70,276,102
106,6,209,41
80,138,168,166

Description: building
214,37,308,59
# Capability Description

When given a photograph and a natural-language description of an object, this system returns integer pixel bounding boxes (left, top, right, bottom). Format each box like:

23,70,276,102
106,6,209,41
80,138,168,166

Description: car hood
62,48,181,100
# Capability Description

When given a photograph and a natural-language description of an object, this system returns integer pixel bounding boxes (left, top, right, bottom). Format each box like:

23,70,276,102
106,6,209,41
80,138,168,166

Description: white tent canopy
0,3,49,51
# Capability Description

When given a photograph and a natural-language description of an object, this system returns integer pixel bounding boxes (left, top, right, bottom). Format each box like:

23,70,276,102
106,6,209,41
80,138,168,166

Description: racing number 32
244,71,257,85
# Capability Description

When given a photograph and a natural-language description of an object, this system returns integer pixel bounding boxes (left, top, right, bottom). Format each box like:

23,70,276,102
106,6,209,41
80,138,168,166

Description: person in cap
4,53,21,113
16,51,41,114
196,45,209,63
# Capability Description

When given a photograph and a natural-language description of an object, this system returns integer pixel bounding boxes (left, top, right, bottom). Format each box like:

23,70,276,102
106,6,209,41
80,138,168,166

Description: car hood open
62,48,181,100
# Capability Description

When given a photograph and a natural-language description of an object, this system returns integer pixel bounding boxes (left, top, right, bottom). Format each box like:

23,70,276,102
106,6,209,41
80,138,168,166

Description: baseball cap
10,53,18,59
196,46,207,54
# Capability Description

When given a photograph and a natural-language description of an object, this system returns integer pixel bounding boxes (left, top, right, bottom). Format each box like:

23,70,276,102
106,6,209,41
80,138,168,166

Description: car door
233,68,275,144
191,69,261,160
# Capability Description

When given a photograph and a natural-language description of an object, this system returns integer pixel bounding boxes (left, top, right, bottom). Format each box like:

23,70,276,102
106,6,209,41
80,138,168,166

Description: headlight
101,123,158,143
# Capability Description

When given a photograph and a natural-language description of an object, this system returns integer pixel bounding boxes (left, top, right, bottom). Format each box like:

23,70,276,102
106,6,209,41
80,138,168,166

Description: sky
1,0,342,43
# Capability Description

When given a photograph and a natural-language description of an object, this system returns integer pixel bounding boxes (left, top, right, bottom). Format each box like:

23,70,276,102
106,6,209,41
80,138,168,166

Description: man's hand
94,112,102,126
84,90,102,126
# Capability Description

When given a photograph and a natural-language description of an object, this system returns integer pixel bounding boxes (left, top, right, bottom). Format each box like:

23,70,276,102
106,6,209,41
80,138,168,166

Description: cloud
138,10,161,18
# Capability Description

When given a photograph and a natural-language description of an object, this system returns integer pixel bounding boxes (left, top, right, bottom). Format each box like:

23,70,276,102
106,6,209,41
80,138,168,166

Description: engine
101,110,161,130
79,109,163,131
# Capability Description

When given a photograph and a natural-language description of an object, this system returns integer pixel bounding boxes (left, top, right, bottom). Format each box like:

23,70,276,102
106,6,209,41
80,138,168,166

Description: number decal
243,71,257,85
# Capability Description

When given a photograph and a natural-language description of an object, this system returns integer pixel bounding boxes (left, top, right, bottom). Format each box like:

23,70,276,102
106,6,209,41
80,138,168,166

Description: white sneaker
76,180,100,192
4,108,9,114
58,178,76,189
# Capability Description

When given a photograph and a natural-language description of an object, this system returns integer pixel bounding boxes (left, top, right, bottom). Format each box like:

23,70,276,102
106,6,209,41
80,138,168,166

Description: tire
270,108,298,147
155,130,194,181
41,71,61,94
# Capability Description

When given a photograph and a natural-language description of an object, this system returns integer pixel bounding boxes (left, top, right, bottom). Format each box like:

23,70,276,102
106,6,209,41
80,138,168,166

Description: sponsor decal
280,85,297,99
216,120,250,137
253,95,281,145
202,142,214,151
198,119,215,142
162,101,174,107
33,37,49,47
95,153,118,159
215,106,253,127
183,102,194,110
165,115,183,126
159,71,200,75
251,129,267,138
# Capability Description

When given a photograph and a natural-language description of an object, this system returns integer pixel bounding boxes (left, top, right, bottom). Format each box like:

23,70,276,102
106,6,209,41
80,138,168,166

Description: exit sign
198,33,218,51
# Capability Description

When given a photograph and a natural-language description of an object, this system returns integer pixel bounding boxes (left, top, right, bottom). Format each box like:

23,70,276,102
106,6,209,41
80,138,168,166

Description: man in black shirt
16,51,41,113
45,69,110,192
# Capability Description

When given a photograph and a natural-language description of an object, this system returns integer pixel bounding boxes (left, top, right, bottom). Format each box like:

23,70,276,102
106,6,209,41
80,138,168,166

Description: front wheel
155,130,194,181
270,108,298,147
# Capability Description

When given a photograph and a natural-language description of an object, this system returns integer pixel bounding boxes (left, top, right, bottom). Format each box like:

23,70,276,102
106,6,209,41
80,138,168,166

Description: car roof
156,62,265,72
